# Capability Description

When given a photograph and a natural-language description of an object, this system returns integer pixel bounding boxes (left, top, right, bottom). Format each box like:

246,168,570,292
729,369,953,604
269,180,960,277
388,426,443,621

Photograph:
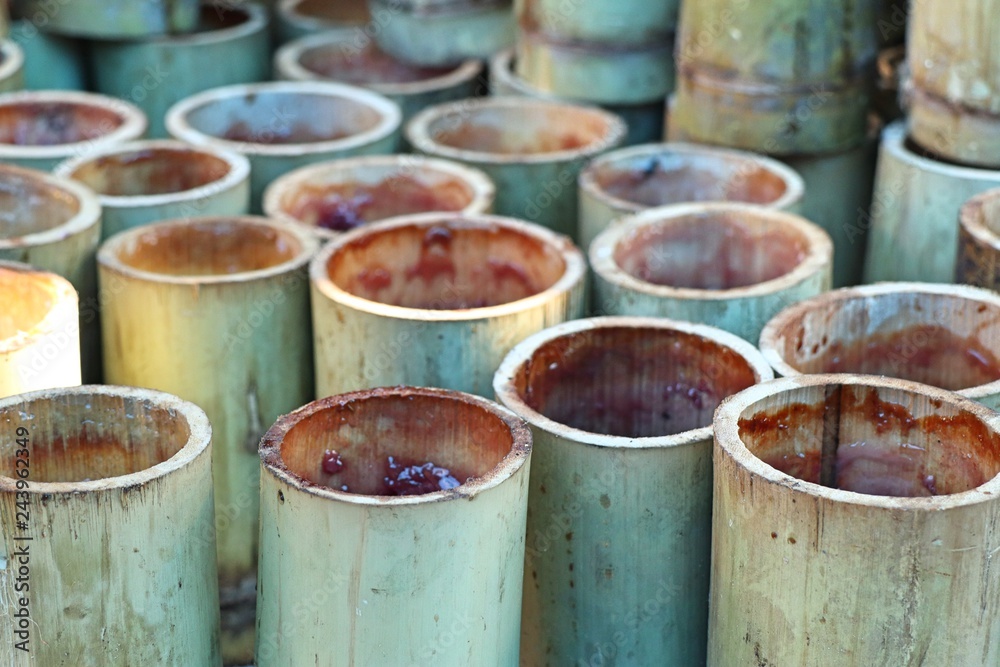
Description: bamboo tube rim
54,139,250,209
590,202,833,300
960,186,1000,251
0,90,147,160
262,154,496,238
0,384,212,494
156,1,268,47
274,30,484,97
579,142,805,216
0,261,76,354
493,315,774,449
164,81,401,157
259,385,532,505
98,215,318,287
489,48,555,98
715,373,1000,509
0,39,24,84
277,0,370,29
310,211,585,320
406,96,627,165
881,120,1000,181
0,164,101,249
758,281,1000,403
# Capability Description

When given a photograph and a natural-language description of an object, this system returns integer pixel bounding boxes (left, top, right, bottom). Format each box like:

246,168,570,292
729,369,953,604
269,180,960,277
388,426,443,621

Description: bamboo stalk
0,385,221,665
275,0,370,44
590,202,833,343
54,139,251,241
493,316,773,666
958,186,1000,288
256,386,531,666
311,212,586,398
759,282,1000,411
0,261,79,398
711,374,1000,665
98,216,318,664
17,0,200,37
0,39,23,93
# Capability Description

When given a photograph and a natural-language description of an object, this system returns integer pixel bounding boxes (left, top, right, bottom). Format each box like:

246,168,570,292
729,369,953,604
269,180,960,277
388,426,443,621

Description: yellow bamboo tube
957,186,1000,289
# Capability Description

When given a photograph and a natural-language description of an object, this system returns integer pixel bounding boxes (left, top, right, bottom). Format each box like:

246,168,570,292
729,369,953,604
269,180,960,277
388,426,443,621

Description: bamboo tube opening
729,377,1000,497
283,0,370,24
67,145,232,197
261,386,530,497
0,167,82,237
0,101,124,146
298,40,456,85
0,265,66,347
325,216,568,309
759,284,1000,395
0,389,195,484
197,2,253,31
110,218,303,277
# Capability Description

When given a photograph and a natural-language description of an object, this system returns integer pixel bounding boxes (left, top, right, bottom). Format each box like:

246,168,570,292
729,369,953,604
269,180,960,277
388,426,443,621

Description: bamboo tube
262,154,495,240
8,20,85,91
275,0,370,44
711,374,1000,665
0,164,101,383
514,0,678,44
493,316,773,666
98,216,318,665
87,2,270,139
863,121,1000,284
165,81,402,212
256,386,531,666
958,186,1000,289
17,0,200,37
55,139,251,241
591,203,833,343
0,385,221,665
406,97,626,241
0,39,22,93
311,212,586,398
578,142,804,252
0,261,79,398
274,31,483,122
759,282,1000,411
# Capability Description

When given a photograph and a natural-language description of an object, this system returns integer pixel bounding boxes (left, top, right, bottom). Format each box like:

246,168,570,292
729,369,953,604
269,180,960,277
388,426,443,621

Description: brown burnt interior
115,220,300,276
428,105,611,155
613,211,809,290
293,0,370,23
0,102,125,146
738,384,1000,497
594,153,789,207
300,41,454,85
771,294,1000,391
0,393,190,482
965,190,1000,238
278,391,513,495
513,327,758,438
70,148,231,197
0,269,55,341
0,172,81,238
327,222,566,309
198,3,250,30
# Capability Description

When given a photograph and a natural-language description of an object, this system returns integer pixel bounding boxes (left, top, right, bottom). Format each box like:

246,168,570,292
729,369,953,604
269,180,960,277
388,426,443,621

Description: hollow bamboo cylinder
578,142,804,252
0,385,220,665
18,0,200,38
99,216,318,664
256,386,531,666
275,0,370,44
165,81,402,212
87,2,270,139
759,282,1000,411
711,374,1000,665
958,186,1000,289
591,202,833,343
863,122,1000,284
406,97,626,241
262,154,495,240
311,212,586,398
0,39,23,93
55,140,251,241
493,316,773,666
0,261,79,398
8,20,85,91
0,164,101,383
275,30,483,123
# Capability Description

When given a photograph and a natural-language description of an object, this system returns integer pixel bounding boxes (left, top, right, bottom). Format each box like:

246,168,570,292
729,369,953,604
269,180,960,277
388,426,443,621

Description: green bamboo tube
54,139,251,241
311,212,586,398
958,186,1000,288
17,0,200,37
759,282,1000,411
0,385,220,665
514,0,678,44
8,20,85,91
0,262,79,398
711,374,1000,665
98,216,318,664
406,97,626,241
262,154,495,240
493,316,773,666
256,386,531,666
87,2,270,139
165,81,402,212
863,121,1000,284
0,39,23,93
578,142,804,252
0,164,101,383
591,202,833,343
274,30,483,123
275,0,370,44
